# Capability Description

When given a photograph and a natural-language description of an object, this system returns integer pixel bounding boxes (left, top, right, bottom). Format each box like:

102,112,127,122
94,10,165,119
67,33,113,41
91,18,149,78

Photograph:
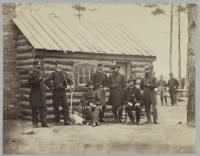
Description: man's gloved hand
135,102,140,107
89,103,96,107
128,102,133,106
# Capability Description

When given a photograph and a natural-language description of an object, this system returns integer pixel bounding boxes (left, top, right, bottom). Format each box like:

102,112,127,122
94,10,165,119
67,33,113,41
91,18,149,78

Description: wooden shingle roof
13,12,154,56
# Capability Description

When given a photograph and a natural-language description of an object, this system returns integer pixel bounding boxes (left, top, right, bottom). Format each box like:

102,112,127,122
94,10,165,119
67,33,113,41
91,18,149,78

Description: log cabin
12,12,156,121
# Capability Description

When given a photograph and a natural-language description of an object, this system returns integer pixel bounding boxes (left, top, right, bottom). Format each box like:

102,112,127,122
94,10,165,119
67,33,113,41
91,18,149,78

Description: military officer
80,81,102,127
124,79,142,125
44,61,73,125
108,64,126,123
91,64,108,122
140,64,158,124
28,59,48,128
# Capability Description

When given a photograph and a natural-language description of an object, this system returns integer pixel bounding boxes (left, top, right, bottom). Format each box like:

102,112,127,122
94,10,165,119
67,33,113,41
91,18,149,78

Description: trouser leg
152,103,158,122
125,106,134,122
53,92,60,122
32,107,38,125
145,104,151,123
174,92,177,105
112,105,118,121
160,92,164,105
100,105,106,121
135,106,141,123
39,107,47,125
169,91,174,106
164,96,168,105
92,106,101,123
60,91,69,123
118,105,123,121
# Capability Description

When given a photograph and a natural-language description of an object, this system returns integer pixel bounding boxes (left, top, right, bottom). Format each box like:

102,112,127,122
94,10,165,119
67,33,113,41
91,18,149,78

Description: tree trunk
169,4,173,74
186,4,196,126
178,5,182,88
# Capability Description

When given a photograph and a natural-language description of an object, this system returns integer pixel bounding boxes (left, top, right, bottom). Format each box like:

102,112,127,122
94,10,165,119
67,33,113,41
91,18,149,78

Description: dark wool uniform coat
140,75,157,106
108,72,126,106
28,69,46,108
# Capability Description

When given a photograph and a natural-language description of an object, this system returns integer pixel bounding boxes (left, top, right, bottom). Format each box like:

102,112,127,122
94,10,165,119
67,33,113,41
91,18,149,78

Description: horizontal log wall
16,38,152,121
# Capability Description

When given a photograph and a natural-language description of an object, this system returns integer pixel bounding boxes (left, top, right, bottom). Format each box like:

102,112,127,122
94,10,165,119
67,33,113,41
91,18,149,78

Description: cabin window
74,63,96,88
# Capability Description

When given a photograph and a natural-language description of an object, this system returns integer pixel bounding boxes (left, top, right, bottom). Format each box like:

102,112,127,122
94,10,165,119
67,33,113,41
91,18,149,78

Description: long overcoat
141,76,157,107
28,69,46,108
108,72,126,106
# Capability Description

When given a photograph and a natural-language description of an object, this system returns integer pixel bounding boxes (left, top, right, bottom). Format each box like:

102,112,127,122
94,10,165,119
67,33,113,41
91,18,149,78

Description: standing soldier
141,64,158,124
157,75,168,106
91,64,107,122
44,61,73,125
124,79,142,125
168,73,179,106
108,64,126,123
28,59,48,128
81,81,102,127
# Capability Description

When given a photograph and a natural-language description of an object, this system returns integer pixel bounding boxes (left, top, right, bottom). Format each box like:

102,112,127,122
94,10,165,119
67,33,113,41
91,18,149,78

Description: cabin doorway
116,62,131,81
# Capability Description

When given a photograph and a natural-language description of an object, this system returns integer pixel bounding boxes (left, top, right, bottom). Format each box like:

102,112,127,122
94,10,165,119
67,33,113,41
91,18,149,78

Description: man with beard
91,64,108,122
81,81,102,127
108,64,126,123
124,79,142,125
44,61,73,125
28,59,48,128
140,64,158,124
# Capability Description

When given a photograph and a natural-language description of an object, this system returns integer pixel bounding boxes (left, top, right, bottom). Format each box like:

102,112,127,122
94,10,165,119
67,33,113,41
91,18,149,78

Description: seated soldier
124,79,142,125
80,81,102,127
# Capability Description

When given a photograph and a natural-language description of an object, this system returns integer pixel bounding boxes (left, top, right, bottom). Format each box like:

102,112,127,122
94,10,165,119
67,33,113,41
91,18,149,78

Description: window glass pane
79,68,84,76
85,76,90,82
85,68,89,75
79,76,84,84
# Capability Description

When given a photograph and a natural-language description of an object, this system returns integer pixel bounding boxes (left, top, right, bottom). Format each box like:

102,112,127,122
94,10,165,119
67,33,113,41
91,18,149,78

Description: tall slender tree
169,4,174,74
186,4,196,126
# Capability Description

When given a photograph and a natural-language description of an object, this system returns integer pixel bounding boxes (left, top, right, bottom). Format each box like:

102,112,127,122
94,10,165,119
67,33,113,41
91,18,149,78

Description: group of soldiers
28,58,179,128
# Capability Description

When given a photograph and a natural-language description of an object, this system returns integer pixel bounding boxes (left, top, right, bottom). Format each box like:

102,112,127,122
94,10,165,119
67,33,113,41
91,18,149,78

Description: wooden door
116,62,131,81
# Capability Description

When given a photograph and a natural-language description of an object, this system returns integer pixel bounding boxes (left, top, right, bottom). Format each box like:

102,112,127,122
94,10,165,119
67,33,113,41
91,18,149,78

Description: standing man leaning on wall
44,61,73,125
91,64,108,122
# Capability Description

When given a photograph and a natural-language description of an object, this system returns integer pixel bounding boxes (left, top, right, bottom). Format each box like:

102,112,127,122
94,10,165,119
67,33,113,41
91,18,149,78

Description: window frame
74,63,96,90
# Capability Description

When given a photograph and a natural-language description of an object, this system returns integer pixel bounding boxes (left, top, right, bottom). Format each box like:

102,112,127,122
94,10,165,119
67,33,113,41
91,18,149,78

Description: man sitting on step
124,78,142,125
80,81,102,127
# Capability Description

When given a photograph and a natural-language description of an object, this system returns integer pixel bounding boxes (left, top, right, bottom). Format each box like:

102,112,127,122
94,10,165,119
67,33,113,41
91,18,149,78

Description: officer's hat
111,64,120,69
127,78,136,83
97,64,103,67
144,64,153,72
85,80,94,87
33,60,40,66
55,61,63,65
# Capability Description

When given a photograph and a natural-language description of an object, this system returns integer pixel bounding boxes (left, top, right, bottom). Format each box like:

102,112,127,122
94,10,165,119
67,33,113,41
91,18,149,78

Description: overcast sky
17,3,188,80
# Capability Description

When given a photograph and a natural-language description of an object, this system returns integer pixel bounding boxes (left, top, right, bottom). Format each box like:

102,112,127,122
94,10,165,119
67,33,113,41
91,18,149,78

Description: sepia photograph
2,2,196,154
